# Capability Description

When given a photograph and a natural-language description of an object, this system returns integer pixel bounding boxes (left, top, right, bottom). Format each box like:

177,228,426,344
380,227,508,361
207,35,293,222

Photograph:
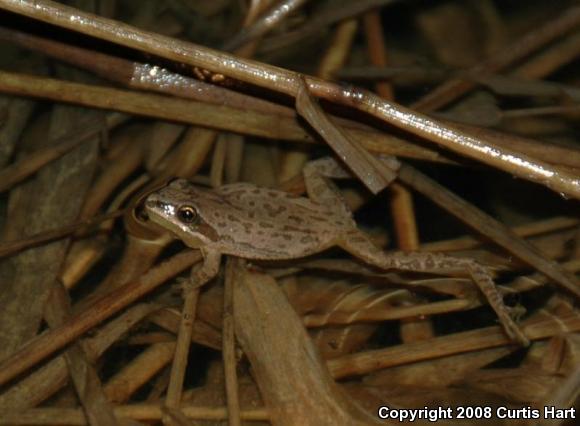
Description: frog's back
205,183,355,258
217,183,354,228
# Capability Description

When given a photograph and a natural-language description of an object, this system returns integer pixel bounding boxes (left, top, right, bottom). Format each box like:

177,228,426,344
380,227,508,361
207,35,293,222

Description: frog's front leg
338,231,530,346
303,156,400,217
166,249,221,409
182,249,222,292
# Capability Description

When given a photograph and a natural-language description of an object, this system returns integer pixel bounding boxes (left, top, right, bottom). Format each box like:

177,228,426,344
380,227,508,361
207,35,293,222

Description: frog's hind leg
338,231,529,346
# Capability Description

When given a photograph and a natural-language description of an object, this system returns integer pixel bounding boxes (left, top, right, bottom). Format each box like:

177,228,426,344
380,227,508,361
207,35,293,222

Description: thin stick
0,115,120,193
362,9,420,250
362,8,427,345
421,216,578,253
328,311,580,379
164,288,200,413
0,251,201,388
0,405,269,424
411,6,580,112
304,298,476,327
0,210,124,259
0,26,291,117
223,0,310,51
223,259,241,426
1,0,576,199
263,0,401,51
397,163,580,299
0,70,453,164
0,71,300,141
502,104,580,118
45,283,120,426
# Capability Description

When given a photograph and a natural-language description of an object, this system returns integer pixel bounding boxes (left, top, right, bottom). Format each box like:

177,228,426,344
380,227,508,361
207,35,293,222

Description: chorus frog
144,158,528,346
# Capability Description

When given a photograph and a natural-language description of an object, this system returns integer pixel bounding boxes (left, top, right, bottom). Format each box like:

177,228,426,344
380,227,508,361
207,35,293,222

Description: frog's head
144,179,219,247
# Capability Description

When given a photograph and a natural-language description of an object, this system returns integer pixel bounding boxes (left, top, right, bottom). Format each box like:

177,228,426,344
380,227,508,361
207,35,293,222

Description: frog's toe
174,277,188,291
507,324,530,347
178,276,209,295
500,305,529,347
506,304,527,322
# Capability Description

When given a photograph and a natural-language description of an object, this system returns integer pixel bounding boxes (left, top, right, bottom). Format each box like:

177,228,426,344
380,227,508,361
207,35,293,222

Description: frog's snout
144,197,161,210
135,193,162,222
143,195,177,221
134,195,155,223
144,198,166,216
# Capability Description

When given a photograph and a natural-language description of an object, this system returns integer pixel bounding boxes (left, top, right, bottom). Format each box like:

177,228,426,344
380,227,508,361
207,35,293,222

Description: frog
144,157,529,346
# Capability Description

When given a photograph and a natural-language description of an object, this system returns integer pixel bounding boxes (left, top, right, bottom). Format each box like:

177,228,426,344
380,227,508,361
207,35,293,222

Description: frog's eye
177,205,198,224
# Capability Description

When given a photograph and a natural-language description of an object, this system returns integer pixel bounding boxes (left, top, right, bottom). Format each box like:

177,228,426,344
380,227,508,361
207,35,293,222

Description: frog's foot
506,304,527,323
178,252,221,296
177,276,208,296
499,304,529,346
176,277,191,295
497,285,518,297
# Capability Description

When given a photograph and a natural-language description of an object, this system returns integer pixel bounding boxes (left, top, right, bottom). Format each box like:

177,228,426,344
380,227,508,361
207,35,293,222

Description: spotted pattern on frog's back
206,183,354,258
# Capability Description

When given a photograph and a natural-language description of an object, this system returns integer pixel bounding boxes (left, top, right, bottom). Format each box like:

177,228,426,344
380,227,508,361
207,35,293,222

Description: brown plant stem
0,0,575,199
411,6,580,112
0,70,455,164
0,251,201,388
